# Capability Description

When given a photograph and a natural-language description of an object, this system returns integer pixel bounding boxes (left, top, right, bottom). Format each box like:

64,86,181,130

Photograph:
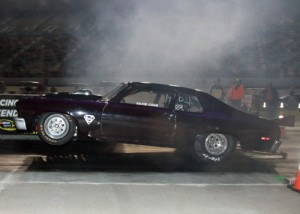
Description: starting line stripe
1,181,286,187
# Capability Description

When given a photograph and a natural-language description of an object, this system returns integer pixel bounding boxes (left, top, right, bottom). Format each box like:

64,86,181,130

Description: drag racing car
13,82,294,164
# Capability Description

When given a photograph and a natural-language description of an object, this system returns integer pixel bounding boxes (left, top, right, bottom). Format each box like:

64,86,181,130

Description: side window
121,90,173,108
175,93,203,113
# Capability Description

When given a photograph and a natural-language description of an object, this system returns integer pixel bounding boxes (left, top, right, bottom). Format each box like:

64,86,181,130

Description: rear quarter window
175,92,203,113
199,93,231,112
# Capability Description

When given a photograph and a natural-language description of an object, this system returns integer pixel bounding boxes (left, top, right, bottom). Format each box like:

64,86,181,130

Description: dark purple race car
13,82,294,164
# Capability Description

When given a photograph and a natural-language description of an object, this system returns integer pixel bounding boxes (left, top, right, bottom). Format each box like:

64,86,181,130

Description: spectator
24,85,33,94
209,79,225,101
228,78,245,109
288,85,296,97
286,85,297,109
50,86,58,93
241,93,253,112
36,82,47,94
260,82,279,119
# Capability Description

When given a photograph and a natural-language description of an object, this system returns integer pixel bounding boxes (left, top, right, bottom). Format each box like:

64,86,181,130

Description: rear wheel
37,113,76,146
191,133,236,164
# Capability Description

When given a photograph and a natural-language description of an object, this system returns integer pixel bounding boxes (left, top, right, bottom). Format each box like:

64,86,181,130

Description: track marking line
0,181,286,187
0,169,19,193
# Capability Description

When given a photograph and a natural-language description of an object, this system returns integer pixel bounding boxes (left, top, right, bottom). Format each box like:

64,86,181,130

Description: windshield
101,83,127,101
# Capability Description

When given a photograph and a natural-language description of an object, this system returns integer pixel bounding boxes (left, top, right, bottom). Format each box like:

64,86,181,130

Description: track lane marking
0,169,19,193
0,181,286,187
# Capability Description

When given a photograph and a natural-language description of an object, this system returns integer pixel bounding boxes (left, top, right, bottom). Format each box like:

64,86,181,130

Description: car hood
44,92,102,101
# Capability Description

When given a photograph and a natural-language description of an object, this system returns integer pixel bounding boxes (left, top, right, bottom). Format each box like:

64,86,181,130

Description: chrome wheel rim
203,133,228,156
44,114,69,139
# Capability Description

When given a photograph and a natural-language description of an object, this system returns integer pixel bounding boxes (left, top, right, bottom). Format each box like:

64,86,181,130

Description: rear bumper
256,139,283,153
270,140,283,153
13,117,27,131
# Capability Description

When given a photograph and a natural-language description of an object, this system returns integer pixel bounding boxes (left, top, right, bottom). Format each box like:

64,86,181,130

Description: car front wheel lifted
37,113,76,146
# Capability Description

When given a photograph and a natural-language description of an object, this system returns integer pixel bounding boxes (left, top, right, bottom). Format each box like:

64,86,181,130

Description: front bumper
13,117,27,130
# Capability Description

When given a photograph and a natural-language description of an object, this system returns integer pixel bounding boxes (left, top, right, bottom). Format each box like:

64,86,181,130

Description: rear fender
32,112,79,133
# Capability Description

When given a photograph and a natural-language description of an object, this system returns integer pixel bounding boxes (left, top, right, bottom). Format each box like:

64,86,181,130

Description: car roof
126,81,204,94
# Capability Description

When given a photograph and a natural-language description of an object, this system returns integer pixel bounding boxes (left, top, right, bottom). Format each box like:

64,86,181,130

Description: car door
100,86,176,146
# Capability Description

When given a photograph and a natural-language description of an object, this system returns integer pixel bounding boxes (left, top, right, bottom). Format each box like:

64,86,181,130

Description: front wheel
191,133,236,164
37,113,76,146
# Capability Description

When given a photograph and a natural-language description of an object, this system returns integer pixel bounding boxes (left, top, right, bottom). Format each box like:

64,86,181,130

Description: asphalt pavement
0,170,299,214
0,126,299,213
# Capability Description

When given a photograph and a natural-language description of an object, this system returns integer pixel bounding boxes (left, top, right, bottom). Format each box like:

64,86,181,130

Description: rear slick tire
192,133,236,164
37,113,76,146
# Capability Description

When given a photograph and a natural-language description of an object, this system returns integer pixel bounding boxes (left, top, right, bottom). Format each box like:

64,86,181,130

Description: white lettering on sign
0,99,18,107
0,109,18,117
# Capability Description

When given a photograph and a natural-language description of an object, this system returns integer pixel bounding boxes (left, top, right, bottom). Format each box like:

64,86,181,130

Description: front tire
192,133,236,164
37,113,76,146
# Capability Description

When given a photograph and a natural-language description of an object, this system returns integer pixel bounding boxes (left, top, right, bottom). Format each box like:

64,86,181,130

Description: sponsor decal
0,99,18,107
0,109,18,117
84,115,95,125
0,98,20,117
0,119,16,131
136,102,158,107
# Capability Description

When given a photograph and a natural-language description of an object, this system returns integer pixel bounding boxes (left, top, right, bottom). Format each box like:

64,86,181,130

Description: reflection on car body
14,82,292,164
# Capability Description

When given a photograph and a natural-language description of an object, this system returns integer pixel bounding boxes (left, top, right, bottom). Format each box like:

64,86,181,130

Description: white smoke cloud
69,0,284,85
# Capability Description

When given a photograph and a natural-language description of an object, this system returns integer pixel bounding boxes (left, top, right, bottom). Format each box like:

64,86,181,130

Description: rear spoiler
272,115,296,127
